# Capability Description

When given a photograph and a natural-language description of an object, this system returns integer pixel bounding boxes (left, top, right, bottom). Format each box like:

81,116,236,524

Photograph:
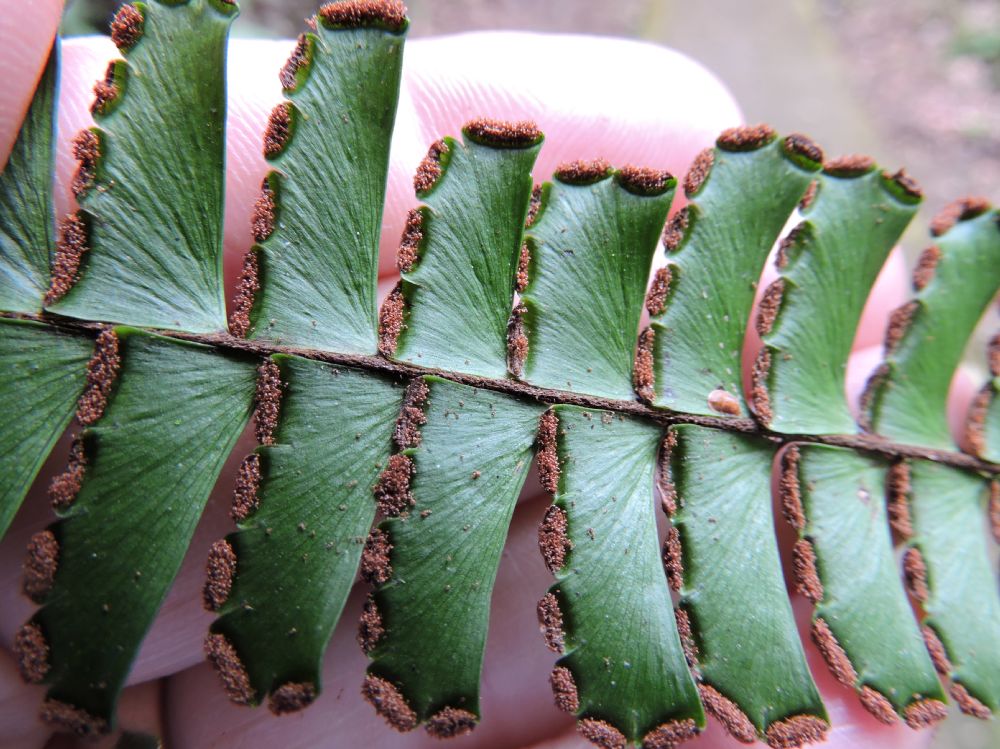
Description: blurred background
56,1,1000,747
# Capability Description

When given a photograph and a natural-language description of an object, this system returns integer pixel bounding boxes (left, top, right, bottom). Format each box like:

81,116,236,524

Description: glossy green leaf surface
48,0,237,333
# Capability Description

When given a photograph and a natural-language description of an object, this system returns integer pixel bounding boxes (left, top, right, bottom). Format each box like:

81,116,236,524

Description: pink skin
0,3,957,746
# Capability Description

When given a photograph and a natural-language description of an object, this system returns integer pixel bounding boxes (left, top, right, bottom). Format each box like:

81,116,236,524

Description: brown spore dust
750,348,773,425
231,454,262,521
822,154,874,177
464,117,541,148
229,250,260,338
362,674,418,732
663,526,684,592
902,547,929,602
537,591,565,652
577,718,627,749
378,281,406,356
717,123,776,151
684,148,714,196
357,597,385,653
536,411,560,494
251,178,276,243
77,328,120,426
14,622,49,683
707,389,741,416
554,158,612,185
646,267,671,316
634,327,655,403
858,686,897,725
698,684,755,743
885,168,923,200
663,207,690,252
203,539,237,611
779,446,804,531
318,0,408,31
426,707,478,738
886,462,913,538
45,213,90,306
783,133,824,165
23,530,59,603
776,223,807,269
950,683,991,720
550,666,579,713
263,103,292,159
641,719,699,749
394,378,429,449
538,506,572,574
279,34,311,91
110,4,143,51
884,301,918,355
254,360,283,446
49,436,86,510
921,625,952,675
373,454,414,517
90,61,121,116
675,606,699,667
269,681,316,715
989,481,1000,545
799,180,818,211
396,208,424,273
764,715,829,749
507,303,529,377
205,633,256,705
657,431,679,516
526,184,543,227
71,130,100,199
902,699,948,730
516,243,531,292
617,165,674,196
791,539,823,603
40,699,109,737
929,196,991,237
811,618,857,687
413,138,448,194
361,528,393,585
756,279,785,337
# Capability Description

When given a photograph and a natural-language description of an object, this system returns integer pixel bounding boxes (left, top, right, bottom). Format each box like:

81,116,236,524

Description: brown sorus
634,327,655,403
555,158,612,185
859,686,897,725
71,130,100,198
254,360,283,445
718,123,776,152
362,673,418,732
373,454,414,517
378,281,406,356
229,250,260,338
538,506,572,575
110,4,143,51
764,715,829,749
756,279,785,337
251,178,276,243
516,243,531,292
45,213,90,306
884,301,918,355
205,633,256,705
657,431,679,516
675,606,699,667
426,707,478,738
779,445,804,531
990,333,1000,377
617,165,674,196
49,436,86,510
40,699,108,737
263,103,292,158
922,625,952,675
684,148,714,196
908,246,941,293
775,223,807,269
577,718,627,749
791,539,823,603
269,681,316,715
783,133,824,165
750,348,773,424
822,154,874,177
646,267,671,316
203,539,237,611
886,461,913,537
966,385,993,457
23,530,59,603
413,138,448,194
361,528,393,585
537,591,565,653
799,180,818,211
989,481,1000,545
231,454,262,521
698,684,755,744
279,34,311,91
929,196,991,237
811,618,857,687
885,168,923,200
902,547,929,602
707,389,741,416
550,666,579,713
507,302,529,377
526,184,543,227
950,683,991,720
396,209,424,273
394,378,429,449
662,207,690,252
14,622,49,683
663,526,684,592
536,411,560,494
91,61,120,116
77,328,120,426
641,719,699,748
318,0,408,31
464,117,541,148
357,596,384,652
902,699,948,729
857,363,890,433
